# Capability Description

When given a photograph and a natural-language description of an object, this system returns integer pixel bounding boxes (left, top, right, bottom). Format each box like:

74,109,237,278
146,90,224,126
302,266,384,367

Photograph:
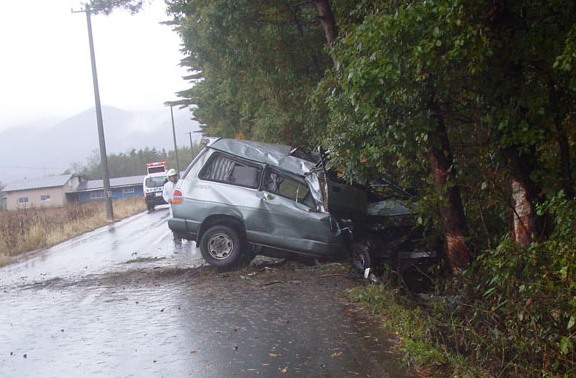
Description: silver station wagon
168,138,435,275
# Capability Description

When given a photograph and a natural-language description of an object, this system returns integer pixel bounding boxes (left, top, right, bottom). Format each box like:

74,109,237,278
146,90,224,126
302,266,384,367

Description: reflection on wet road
0,206,199,287
0,206,418,377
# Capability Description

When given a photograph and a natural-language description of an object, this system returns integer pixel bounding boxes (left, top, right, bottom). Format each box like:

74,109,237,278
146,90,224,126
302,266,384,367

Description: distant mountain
0,106,200,184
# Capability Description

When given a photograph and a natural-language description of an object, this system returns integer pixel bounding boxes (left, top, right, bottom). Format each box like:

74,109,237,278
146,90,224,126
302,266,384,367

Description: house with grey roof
2,174,83,211
72,175,145,202
2,174,146,211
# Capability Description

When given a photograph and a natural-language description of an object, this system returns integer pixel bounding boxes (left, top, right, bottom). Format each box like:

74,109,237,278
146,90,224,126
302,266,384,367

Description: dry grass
0,198,145,266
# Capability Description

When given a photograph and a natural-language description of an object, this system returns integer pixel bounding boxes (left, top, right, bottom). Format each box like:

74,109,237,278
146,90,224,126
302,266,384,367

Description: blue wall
77,186,144,203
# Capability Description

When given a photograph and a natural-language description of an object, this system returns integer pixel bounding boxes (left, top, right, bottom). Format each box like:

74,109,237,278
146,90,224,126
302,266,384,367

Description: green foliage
350,193,576,375
441,192,576,376
322,0,576,245
554,25,576,75
88,0,143,15
320,1,488,186
348,284,460,374
167,0,333,145
475,1,576,204
71,143,202,179
72,147,163,179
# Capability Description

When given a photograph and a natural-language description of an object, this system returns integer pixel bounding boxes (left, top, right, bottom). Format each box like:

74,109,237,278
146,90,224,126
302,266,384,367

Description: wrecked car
168,137,436,276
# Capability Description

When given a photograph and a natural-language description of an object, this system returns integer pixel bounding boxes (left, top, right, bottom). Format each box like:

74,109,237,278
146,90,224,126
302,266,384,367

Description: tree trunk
504,147,540,247
313,0,338,46
429,101,472,271
510,178,533,248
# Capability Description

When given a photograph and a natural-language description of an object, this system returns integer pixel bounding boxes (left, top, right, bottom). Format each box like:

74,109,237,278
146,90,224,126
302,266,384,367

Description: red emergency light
146,162,166,167
146,161,167,174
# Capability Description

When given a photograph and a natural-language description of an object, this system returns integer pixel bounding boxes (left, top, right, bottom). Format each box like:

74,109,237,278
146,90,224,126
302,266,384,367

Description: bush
348,192,576,377
445,192,576,376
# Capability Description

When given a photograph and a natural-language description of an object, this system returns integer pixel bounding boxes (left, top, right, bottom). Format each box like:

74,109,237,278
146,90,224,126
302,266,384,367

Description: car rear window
199,153,261,188
145,176,167,188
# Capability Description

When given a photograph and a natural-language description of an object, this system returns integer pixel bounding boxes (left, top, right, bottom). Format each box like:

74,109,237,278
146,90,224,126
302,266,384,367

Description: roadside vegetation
68,145,202,180
349,197,576,376
0,198,145,267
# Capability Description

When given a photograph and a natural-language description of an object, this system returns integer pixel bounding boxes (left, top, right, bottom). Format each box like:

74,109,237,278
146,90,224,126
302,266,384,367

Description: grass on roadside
347,283,491,378
0,198,145,266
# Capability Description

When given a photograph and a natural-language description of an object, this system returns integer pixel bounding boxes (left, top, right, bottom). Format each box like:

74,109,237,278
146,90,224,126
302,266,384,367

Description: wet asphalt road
0,206,419,377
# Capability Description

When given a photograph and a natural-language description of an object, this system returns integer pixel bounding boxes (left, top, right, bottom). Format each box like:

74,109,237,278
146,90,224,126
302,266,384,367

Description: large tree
319,0,575,266
320,0,479,270
476,0,576,246
164,0,334,144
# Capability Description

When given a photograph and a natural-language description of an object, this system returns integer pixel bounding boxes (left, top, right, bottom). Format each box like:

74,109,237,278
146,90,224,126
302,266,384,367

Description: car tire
350,242,372,272
199,225,244,269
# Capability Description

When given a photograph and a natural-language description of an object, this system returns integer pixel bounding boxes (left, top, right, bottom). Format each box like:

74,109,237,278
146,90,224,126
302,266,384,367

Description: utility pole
74,5,114,221
186,131,194,159
164,101,181,176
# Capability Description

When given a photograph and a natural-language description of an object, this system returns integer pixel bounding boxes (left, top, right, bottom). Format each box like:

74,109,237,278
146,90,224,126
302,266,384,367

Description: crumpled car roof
207,138,317,175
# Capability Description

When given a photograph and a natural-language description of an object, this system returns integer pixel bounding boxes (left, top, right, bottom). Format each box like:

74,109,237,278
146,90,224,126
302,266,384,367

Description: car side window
199,153,260,188
264,169,314,208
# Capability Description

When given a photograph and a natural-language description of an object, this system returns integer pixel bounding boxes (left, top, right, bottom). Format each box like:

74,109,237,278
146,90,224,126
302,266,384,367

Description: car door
245,167,345,257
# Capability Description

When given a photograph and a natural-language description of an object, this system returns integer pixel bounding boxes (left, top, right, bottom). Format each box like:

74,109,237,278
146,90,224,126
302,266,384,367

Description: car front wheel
199,225,244,269
350,242,372,273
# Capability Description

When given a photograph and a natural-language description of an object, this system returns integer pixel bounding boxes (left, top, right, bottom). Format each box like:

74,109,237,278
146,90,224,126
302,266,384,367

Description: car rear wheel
200,225,244,269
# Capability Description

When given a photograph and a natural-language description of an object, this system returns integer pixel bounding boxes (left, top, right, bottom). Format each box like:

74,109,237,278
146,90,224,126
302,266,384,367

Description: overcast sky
0,0,188,132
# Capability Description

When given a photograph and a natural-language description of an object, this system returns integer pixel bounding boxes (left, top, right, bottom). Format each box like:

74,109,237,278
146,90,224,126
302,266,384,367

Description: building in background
73,175,144,203
2,174,83,211
1,174,145,211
